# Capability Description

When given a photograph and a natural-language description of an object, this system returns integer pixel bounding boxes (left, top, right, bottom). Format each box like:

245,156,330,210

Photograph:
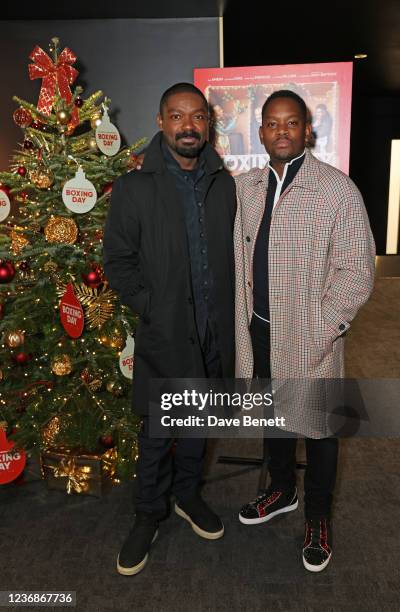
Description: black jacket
103,132,236,415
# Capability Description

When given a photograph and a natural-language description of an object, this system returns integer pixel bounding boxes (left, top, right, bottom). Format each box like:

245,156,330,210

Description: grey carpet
1,278,400,612
1,437,400,612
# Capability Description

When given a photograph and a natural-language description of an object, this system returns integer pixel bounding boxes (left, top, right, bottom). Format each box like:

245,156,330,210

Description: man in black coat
103,83,236,576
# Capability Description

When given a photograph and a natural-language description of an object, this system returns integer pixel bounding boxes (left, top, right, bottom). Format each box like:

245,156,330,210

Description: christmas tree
0,38,145,484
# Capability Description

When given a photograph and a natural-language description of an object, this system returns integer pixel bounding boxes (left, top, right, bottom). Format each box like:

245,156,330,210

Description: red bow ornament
28,45,79,126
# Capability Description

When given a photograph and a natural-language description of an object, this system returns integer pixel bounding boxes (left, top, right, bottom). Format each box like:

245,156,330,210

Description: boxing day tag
62,167,97,214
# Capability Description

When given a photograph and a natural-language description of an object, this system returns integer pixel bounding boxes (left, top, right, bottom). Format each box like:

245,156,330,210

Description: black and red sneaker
302,517,332,572
238,486,298,525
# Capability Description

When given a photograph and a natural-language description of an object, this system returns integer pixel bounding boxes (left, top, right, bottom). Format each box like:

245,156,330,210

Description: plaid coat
234,150,375,435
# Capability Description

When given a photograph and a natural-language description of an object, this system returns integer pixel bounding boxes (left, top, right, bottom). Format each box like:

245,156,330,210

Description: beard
173,130,203,158
174,142,203,158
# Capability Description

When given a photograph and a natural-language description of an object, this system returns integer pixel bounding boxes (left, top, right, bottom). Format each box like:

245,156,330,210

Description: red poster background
194,62,353,175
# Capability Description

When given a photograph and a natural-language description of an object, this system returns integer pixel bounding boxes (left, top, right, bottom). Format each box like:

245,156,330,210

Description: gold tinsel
57,282,116,329
4,330,25,348
29,165,54,189
42,415,61,446
44,216,78,244
51,354,72,376
10,229,30,255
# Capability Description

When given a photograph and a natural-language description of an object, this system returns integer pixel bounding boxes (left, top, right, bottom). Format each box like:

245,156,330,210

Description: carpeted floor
1,278,400,612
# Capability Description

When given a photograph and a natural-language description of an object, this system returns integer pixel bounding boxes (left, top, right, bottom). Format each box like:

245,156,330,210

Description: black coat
103,132,236,415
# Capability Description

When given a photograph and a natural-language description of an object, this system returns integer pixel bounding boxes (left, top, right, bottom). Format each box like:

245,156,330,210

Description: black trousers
250,314,338,519
134,322,222,517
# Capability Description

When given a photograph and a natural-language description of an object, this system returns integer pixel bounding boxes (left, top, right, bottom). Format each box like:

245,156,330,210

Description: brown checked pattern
234,150,376,436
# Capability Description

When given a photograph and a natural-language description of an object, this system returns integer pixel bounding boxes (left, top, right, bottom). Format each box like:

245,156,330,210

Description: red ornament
13,108,33,128
18,191,28,203
23,139,34,151
0,427,27,485
102,182,113,195
0,261,15,284
82,263,104,288
74,96,84,108
59,283,84,338
0,183,10,196
100,435,114,448
17,166,27,177
13,352,31,365
82,270,102,289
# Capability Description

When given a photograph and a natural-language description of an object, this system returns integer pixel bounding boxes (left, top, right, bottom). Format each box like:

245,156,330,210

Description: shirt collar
267,149,306,182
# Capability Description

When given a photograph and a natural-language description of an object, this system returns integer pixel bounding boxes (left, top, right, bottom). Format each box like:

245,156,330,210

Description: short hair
261,89,308,122
159,83,208,115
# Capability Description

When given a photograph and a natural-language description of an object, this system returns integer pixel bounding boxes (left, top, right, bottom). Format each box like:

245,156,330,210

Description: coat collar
141,131,224,176
254,148,320,193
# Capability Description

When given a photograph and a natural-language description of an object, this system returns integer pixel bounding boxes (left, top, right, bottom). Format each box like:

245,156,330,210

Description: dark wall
349,93,400,254
0,18,219,169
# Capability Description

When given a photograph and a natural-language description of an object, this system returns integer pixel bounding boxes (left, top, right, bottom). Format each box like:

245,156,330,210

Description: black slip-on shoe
117,512,159,576
175,494,224,540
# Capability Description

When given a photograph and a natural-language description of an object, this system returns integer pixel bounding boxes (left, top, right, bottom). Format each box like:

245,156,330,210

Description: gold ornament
30,220,41,234
51,354,72,376
29,165,54,189
88,137,98,150
10,229,30,255
44,216,78,244
0,370,3,382
90,111,102,129
106,380,124,397
56,109,71,125
4,330,25,348
42,416,61,446
44,260,58,274
80,368,103,392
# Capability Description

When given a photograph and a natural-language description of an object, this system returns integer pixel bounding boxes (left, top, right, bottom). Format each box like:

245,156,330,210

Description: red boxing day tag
60,283,84,338
0,427,26,485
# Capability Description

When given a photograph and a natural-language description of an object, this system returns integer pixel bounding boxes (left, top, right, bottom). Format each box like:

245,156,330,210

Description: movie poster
194,62,353,175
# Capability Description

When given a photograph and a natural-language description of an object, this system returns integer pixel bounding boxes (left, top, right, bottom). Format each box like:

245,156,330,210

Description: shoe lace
250,487,280,507
306,519,329,549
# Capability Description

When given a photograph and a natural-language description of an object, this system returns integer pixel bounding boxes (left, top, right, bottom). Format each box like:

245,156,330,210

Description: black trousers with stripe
250,314,338,519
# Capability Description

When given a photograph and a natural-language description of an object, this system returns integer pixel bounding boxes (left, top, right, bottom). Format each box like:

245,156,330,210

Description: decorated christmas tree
0,38,145,489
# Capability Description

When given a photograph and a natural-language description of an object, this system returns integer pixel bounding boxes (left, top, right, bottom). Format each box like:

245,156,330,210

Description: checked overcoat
234,149,376,436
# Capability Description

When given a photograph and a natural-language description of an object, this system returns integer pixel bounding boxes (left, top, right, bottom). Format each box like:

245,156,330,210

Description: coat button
339,323,346,332
189,337,195,344
188,297,193,305
246,236,251,242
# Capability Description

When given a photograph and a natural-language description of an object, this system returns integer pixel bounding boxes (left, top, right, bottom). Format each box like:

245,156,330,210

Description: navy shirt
253,152,305,322
162,141,211,343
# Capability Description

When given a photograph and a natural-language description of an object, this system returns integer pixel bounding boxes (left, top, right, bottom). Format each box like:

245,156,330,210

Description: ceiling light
354,53,367,59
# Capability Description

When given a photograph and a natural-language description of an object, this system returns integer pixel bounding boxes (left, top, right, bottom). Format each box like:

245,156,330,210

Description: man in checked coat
234,90,375,572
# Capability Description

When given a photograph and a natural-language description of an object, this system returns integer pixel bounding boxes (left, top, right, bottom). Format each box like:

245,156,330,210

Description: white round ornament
62,167,97,214
119,334,135,379
0,190,11,222
95,108,121,156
